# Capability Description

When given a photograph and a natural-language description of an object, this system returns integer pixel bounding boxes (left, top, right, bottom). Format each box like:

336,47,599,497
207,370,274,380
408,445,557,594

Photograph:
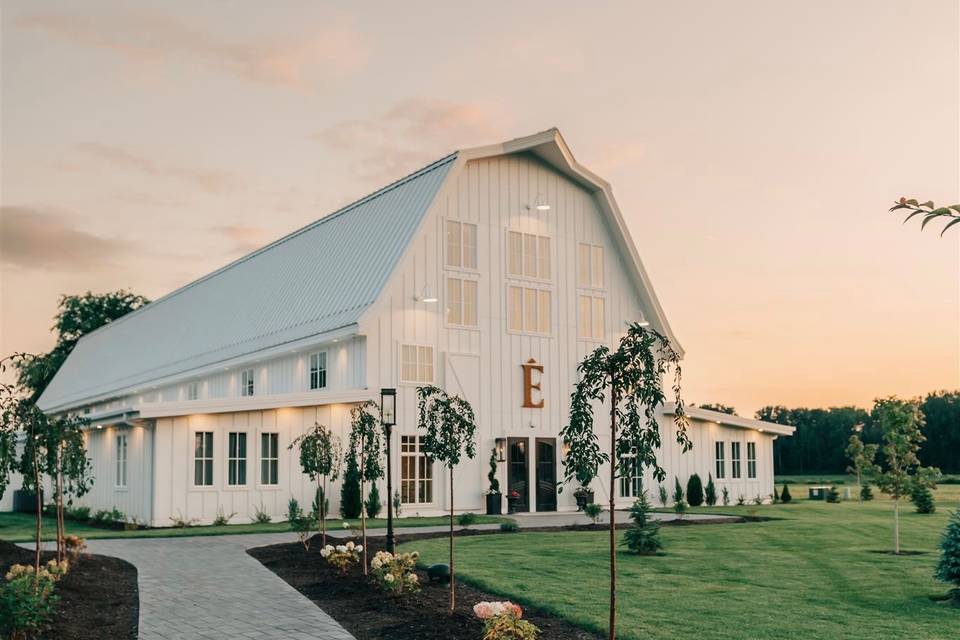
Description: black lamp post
380,388,397,553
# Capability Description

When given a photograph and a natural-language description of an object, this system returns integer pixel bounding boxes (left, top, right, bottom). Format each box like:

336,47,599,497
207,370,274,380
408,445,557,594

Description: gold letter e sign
522,358,544,408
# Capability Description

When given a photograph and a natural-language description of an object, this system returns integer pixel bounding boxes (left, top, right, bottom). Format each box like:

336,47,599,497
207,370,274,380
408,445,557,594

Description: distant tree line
755,391,960,475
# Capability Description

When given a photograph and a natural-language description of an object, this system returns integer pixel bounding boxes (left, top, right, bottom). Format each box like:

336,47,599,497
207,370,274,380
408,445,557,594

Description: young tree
289,422,341,547
622,481,661,555
873,397,941,554
781,484,792,503
416,385,477,613
349,402,383,574
935,509,960,604
340,450,362,519
845,432,879,503
13,401,54,576
48,414,92,562
704,474,717,506
910,485,936,514
686,473,704,507
560,323,690,640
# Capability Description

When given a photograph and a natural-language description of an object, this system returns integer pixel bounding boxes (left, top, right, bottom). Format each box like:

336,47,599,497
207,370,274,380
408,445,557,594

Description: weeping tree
349,402,383,574
416,385,477,613
873,397,941,554
845,431,878,503
560,323,690,640
48,413,92,562
289,422,342,547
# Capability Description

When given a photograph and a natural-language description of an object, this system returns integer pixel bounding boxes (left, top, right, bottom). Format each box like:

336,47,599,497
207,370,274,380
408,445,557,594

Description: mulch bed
0,540,138,640
249,530,603,640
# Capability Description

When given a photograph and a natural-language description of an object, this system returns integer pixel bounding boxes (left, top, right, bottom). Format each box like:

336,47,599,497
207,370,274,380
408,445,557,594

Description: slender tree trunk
33,465,42,579
856,469,862,503
360,450,368,574
894,496,900,554
450,465,455,613
56,464,64,563
608,377,618,640
319,476,326,548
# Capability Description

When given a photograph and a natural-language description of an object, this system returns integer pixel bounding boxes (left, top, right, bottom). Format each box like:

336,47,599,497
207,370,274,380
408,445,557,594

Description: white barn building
35,129,793,526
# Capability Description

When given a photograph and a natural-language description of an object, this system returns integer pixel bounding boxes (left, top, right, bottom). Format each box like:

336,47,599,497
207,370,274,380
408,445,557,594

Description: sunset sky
1,0,958,416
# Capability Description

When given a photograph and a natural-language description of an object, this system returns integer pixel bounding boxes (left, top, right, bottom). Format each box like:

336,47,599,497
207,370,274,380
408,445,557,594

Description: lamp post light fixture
380,387,397,553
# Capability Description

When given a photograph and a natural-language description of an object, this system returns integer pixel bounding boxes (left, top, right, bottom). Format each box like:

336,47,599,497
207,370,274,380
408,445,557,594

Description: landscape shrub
457,512,479,529
64,535,87,563
935,509,960,604
911,485,936,514
658,485,668,507
499,521,519,533
0,568,59,640
474,601,540,640
169,510,199,528
340,450,363,519
320,541,362,575
753,495,764,506
313,486,330,521
673,498,687,519
253,503,273,524
370,550,420,596
860,483,874,501
736,495,746,506
622,491,661,554
826,486,841,503
771,486,780,503
584,503,603,524
704,475,717,506
686,474,704,507
365,483,382,519
780,484,792,503
213,506,236,526
672,477,684,506
722,487,731,506
287,498,313,551
66,505,91,521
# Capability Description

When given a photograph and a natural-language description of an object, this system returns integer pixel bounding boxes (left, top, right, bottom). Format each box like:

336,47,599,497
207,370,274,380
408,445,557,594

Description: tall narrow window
400,345,434,384
400,435,433,504
194,431,214,486
578,295,606,340
578,243,605,288
228,432,247,486
186,382,199,401
260,433,279,485
446,277,478,327
507,231,551,279
508,286,551,334
619,455,641,498
446,220,477,269
241,369,255,397
714,441,726,479
309,352,327,390
731,442,742,479
747,442,757,479
116,434,128,488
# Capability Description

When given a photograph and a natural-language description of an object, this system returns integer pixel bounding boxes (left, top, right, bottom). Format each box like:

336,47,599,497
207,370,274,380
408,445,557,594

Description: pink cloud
0,207,127,271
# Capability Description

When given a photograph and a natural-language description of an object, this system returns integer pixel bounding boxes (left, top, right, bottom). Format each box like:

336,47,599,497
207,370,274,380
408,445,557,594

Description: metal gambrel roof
38,154,457,412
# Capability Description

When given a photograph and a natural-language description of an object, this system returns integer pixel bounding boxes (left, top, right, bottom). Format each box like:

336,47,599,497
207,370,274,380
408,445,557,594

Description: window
714,441,725,479
241,369,255,397
619,455,642,498
115,434,127,488
400,435,433,504
446,277,478,326
309,352,327,390
260,433,279,485
508,286,551,334
228,432,247,486
446,220,477,269
578,295,606,340
731,442,742,479
507,231,551,279
747,442,757,479
578,244,605,288
400,345,434,384
194,432,214,486
186,382,199,401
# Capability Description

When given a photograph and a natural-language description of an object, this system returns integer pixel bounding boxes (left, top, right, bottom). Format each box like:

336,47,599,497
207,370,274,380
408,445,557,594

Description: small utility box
808,486,830,501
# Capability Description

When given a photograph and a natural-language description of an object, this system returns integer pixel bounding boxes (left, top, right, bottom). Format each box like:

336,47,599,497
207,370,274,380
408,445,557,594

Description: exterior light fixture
637,321,651,327
525,194,551,211
380,388,397,552
415,288,438,303
562,439,571,458
495,437,506,462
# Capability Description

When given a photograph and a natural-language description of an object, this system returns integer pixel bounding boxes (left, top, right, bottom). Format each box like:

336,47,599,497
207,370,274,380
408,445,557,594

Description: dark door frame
535,437,558,512
507,437,529,513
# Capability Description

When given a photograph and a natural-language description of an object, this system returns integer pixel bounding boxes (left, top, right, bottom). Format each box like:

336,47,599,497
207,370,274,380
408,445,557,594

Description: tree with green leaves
14,291,149,402
935,509,960,605
704,474,717,506
873,397,941,554
559,323,689,640
48,413,92,562
416,385,477,613
349,402,383,574
289,422,341,547
888,197,960,236
698,403,737,415
845,432,879,503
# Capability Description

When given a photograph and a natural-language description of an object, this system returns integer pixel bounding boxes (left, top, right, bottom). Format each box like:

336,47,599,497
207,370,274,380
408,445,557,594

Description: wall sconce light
415,287,438,303
495,437,506,462
562,439,571,458
525,194,551,211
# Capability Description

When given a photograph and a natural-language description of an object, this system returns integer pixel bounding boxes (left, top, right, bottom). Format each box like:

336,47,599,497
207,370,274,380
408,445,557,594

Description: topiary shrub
673,477,684,506
340,449,362,519
935,509,960,604
457,512,479,529
826,486,841,503
622,489,661,554
860,483,874,501
911,484,936,514
658,485,668,507
499,521,519,533
780,484,792,503
686,474,704,507
704,474,717,506
771,486,780,503
366,483,382,519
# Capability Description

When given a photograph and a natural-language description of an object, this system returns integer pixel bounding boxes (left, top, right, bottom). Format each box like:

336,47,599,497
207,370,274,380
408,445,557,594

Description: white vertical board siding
74,424,153,523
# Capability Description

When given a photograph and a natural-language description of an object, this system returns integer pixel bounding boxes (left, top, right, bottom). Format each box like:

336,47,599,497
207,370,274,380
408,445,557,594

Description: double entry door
507,437,557,512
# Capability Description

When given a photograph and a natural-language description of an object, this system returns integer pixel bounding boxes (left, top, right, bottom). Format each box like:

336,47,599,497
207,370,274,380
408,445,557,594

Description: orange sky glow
1,0,958,416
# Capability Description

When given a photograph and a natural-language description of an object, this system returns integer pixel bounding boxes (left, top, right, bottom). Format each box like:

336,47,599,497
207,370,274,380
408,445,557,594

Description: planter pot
574,490,594,511
507,497,519,514
485,493,502,516
13,489,41,513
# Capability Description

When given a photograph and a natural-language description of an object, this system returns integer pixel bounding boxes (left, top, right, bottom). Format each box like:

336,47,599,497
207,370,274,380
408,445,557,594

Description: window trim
445,219,479,273
618,454,642,498
259,431,280,488
506,283,553,337
577,242,606,290
714,441,726,480
241,368,255,397
192,430,215,488
227,431,248,488
731,441,742,479
115,433,128,490
186,382,199,401
309,351,328,391
505,229,553,283
398,343,436,386
747,441,757,479
399,434,435,505
578,293,606,342
444,275,480,329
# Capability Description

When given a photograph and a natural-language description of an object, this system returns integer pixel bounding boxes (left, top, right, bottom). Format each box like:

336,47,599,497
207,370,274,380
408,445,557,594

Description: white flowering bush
474,601,540,640
370,550,420,596
0,564,60,640
320,541,362,575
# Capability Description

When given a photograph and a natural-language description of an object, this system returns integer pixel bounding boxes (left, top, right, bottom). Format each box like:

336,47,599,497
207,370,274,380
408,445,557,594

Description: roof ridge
76,152,458,343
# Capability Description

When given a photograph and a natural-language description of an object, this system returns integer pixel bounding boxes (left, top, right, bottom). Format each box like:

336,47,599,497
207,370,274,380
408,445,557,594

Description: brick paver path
85,533,355,640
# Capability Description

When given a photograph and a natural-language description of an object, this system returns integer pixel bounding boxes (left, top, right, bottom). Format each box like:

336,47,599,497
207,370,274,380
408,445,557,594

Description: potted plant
485,447,502,515
506,489,521,514
574,485,594,511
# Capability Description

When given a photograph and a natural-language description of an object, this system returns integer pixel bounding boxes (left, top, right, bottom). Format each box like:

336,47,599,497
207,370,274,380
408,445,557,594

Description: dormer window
241,369,255,397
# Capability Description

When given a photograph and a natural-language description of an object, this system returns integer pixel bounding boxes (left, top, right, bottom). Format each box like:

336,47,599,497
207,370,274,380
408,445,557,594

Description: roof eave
663,403,796,437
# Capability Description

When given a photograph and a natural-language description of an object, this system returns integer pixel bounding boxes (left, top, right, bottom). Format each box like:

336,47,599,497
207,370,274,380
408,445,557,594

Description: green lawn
404,485,960,640
0,513,511,542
